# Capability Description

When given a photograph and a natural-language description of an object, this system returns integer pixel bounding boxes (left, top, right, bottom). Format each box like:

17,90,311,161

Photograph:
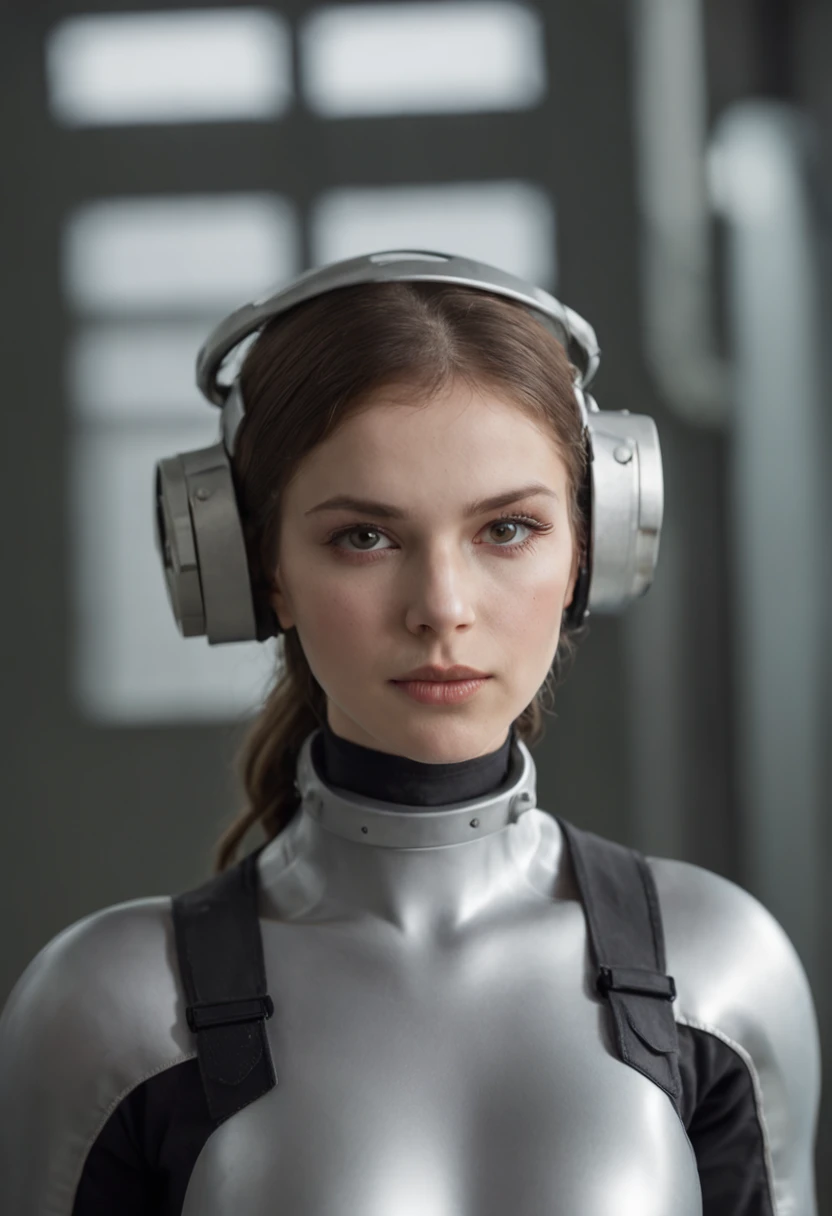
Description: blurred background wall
1,0,830,1203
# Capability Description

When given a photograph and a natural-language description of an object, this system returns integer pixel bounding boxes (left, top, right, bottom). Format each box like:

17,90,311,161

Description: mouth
390,675,492,705
391,666,491,683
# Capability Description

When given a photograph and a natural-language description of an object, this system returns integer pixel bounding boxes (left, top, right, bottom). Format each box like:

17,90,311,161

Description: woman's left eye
325,514,551,559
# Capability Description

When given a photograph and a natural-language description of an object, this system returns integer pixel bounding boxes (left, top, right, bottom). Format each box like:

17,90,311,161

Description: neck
317,716,516,807
257,726,564,940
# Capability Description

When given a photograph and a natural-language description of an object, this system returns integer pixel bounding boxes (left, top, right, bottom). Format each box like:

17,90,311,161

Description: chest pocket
171,820,682,1127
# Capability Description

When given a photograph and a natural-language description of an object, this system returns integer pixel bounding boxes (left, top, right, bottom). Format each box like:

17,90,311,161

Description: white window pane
69,322,221,424
71,427,277,723
311,181,556,287
63,194,298,313
301,2,546,116
46,8,292,126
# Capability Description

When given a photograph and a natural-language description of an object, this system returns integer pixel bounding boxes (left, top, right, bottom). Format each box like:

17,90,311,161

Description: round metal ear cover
155,455,207,637
586,410,663,614
181,443,259,644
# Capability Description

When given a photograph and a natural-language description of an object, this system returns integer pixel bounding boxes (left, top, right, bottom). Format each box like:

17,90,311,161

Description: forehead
287,380,571,506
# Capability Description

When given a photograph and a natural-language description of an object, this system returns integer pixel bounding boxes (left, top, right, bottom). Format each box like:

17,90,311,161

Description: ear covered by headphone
154,250,663,645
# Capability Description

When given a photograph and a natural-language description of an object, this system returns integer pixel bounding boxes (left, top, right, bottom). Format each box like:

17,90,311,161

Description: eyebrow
305,481,558,520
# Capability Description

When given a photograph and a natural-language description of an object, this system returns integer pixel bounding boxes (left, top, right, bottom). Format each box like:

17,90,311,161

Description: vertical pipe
709,101,826,990
628,0,726,862
631,0,728,429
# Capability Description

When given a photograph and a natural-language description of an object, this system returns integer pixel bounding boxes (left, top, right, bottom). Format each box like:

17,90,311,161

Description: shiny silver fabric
0,731,820,1214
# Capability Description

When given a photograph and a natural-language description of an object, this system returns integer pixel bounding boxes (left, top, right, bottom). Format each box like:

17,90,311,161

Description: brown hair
213,280,590,872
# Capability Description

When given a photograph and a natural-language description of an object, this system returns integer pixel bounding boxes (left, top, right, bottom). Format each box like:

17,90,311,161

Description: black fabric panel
677,1022,775,1215
72,1058,212,1216
317,717,516,806
70,1006,778,1214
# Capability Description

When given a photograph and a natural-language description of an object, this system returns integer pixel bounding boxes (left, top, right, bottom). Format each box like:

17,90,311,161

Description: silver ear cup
155,456,206,637
586,411,663,613
155,442,259,643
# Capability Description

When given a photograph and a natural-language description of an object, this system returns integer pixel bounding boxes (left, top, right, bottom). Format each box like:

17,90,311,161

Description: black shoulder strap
557,817,682,1113
171,824,680,1122
171,846,277,1126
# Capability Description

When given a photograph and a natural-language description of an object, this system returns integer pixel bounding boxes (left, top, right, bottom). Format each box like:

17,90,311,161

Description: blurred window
300,1,546,116
63,195,298,723
311,180,556,286
63,195,295,313
45,8,292,126
69,322,221,424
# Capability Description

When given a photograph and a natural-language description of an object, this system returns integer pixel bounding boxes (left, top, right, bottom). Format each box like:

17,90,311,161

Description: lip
392,676,490,706
391,664,491,682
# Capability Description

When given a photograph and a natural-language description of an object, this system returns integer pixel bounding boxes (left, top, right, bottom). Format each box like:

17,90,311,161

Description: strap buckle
597,965,676,1001
186,994,275,1033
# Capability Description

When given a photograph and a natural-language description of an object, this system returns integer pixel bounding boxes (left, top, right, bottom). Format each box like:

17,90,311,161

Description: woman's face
270,377,580,761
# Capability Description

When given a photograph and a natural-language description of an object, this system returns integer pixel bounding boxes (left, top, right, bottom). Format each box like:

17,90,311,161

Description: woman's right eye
327,525,391,555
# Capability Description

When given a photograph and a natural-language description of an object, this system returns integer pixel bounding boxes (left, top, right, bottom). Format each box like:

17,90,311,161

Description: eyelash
325,513,552,562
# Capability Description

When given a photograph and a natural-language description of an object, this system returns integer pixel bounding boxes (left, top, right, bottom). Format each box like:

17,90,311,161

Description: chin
385,718,511,762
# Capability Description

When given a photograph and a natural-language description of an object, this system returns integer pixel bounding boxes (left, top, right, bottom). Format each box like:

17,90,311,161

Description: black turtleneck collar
313,716,518,807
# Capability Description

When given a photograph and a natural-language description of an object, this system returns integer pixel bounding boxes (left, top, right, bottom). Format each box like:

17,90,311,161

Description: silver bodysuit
0,729,821,1214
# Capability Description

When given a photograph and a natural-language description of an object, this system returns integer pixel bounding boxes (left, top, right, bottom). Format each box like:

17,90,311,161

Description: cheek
295,573,384,654
487,555,569,629
494,567,570,676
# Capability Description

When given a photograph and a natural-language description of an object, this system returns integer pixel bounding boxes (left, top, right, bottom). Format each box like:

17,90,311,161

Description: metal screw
194,487,211,501
361,825,369,834
613,445,633,465
469,818,480,828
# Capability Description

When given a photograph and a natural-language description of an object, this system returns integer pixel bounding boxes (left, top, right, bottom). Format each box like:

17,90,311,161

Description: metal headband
195,251,602,437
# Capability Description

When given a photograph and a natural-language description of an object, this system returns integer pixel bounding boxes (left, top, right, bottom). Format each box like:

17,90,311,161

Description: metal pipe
708,100,827,990
631,0,729,429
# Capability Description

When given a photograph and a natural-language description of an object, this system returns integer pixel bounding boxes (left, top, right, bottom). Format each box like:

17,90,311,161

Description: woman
0,252,820,1214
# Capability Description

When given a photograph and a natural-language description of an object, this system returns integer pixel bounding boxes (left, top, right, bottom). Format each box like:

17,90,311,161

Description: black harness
172,817,681,1127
